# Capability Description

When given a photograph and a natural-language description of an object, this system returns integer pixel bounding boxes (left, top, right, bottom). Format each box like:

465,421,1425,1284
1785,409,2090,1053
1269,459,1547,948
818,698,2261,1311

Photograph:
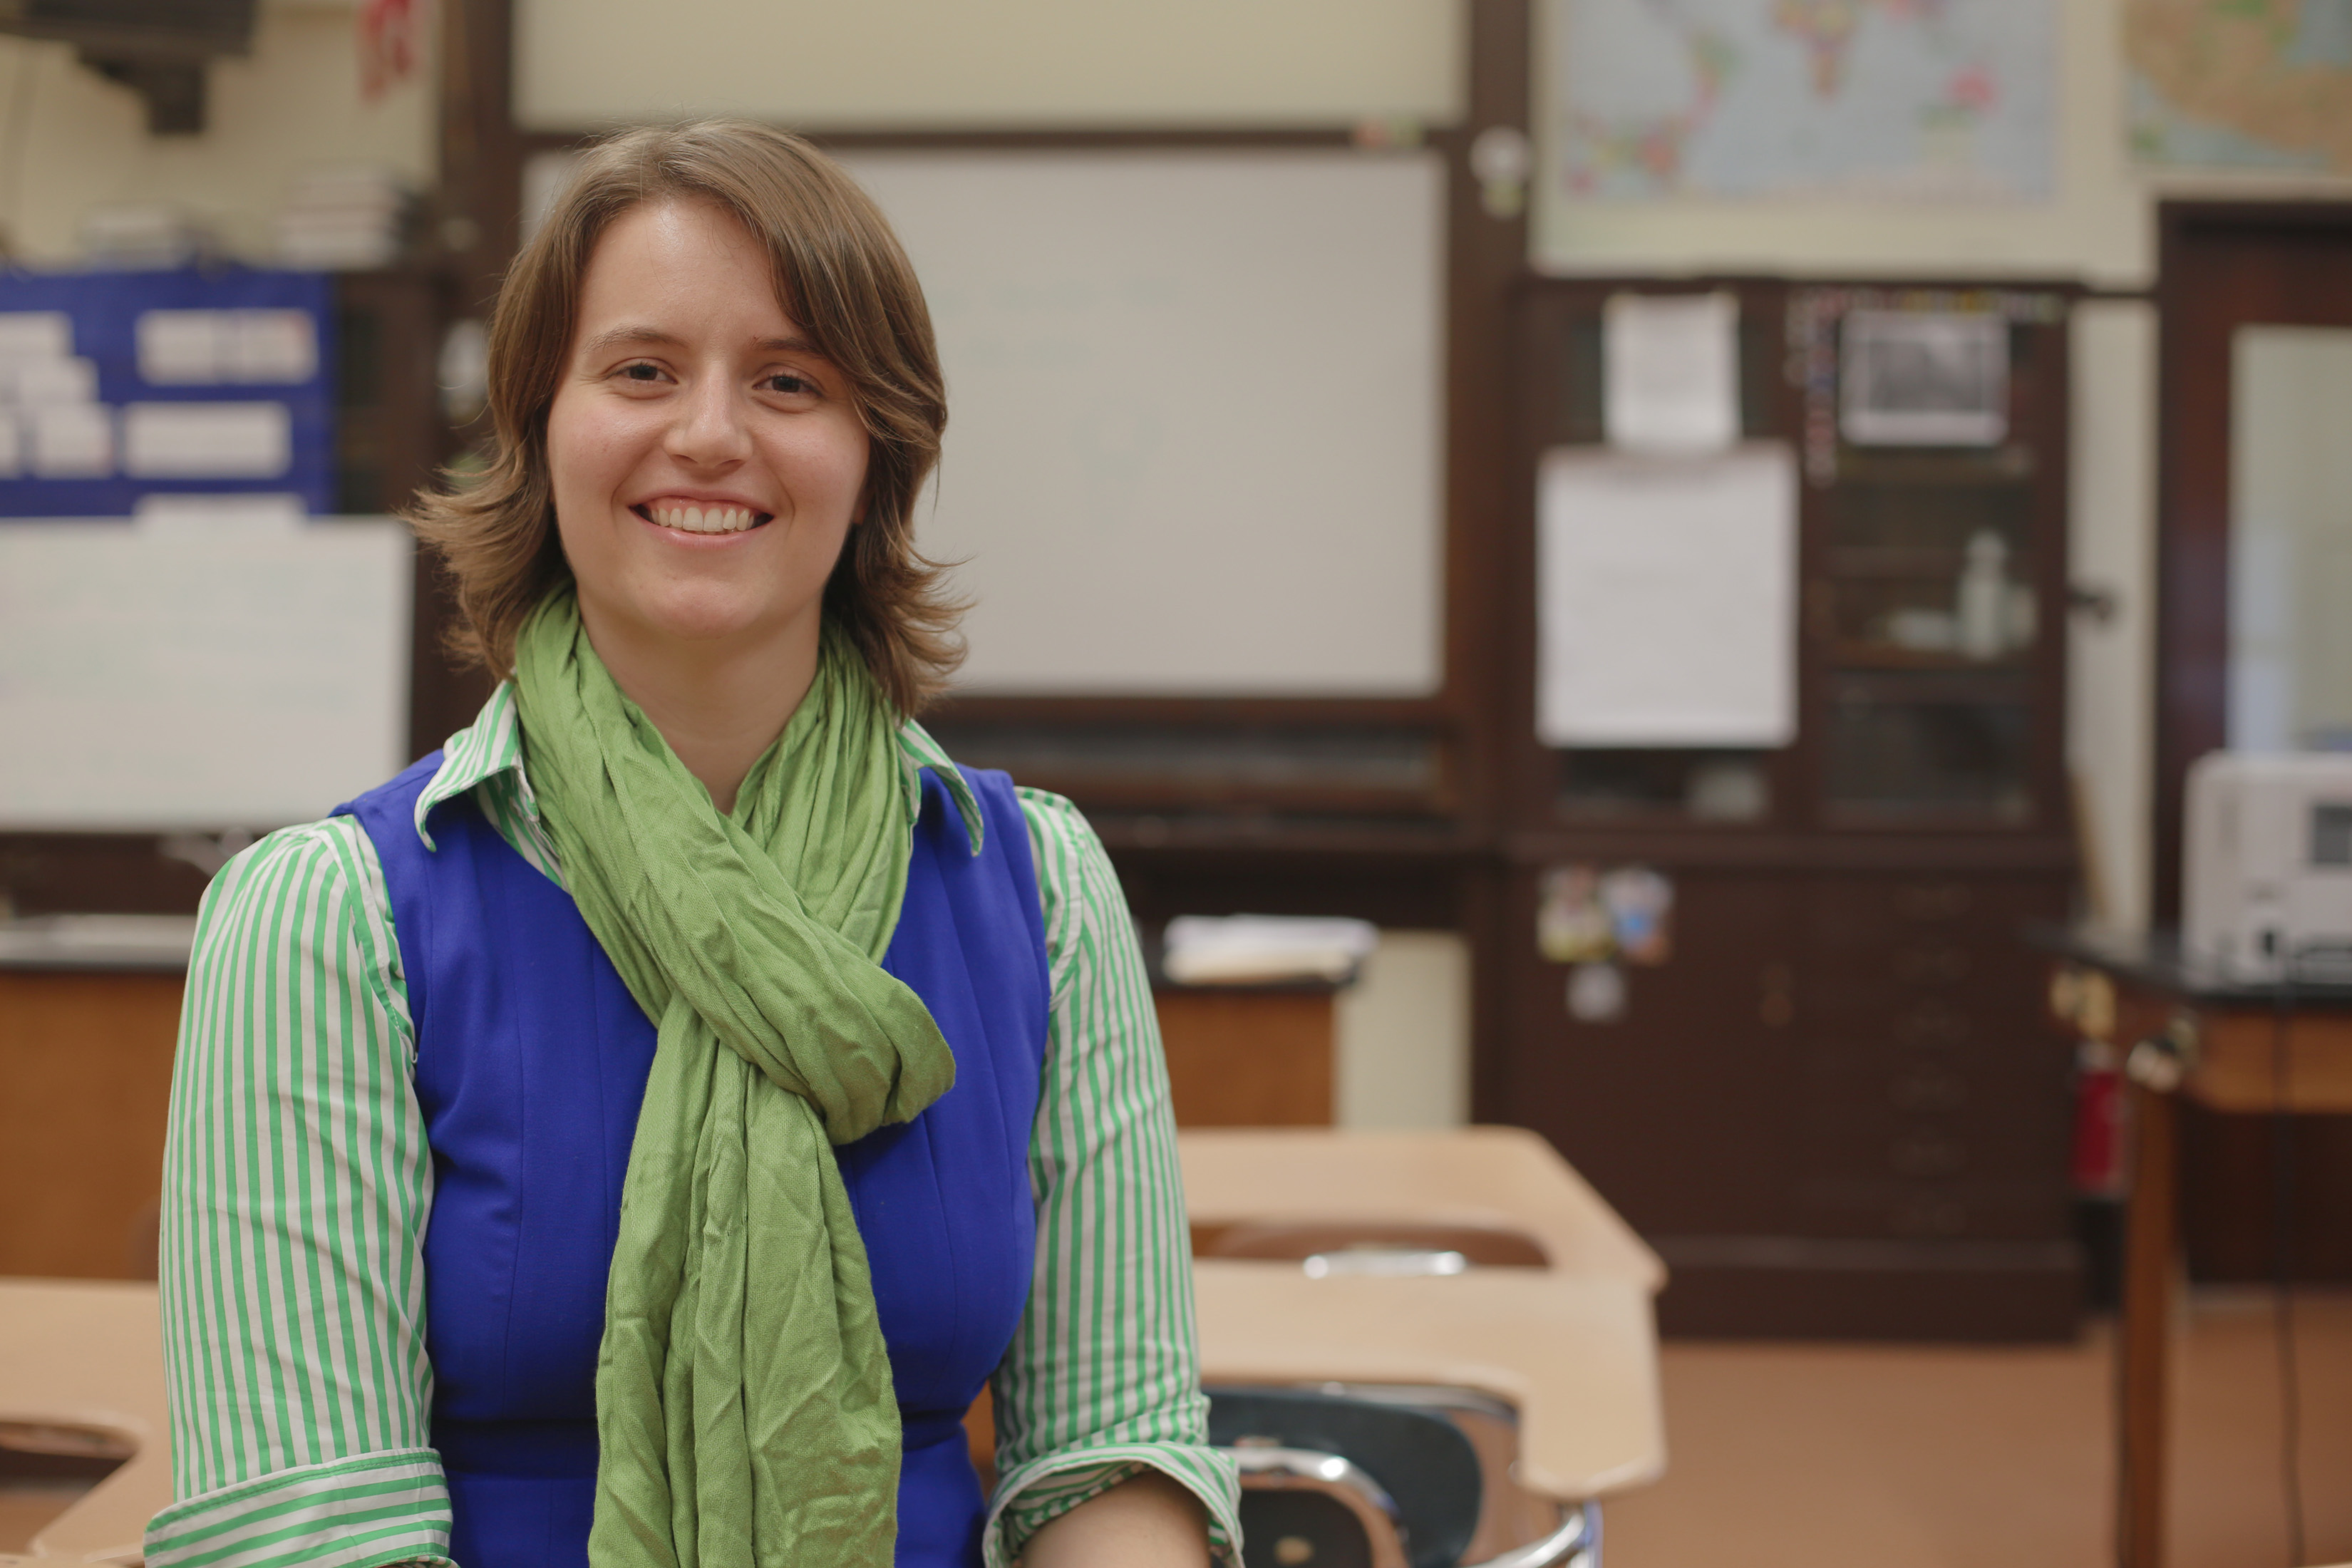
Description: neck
574,603,824,816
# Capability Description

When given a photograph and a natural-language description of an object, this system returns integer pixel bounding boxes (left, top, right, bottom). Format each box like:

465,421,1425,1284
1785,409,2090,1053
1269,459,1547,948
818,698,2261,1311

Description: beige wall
14,0,2316,933
515,0,1464,133
2069,301,2160,931
1336,932,1472,1130
1,0,434,266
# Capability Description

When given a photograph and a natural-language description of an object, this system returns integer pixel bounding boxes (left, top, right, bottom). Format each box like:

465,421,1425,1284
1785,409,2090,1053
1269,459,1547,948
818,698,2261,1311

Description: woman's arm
1018,1470,1209,1568
980,788,1238,1568
145,818,453,1568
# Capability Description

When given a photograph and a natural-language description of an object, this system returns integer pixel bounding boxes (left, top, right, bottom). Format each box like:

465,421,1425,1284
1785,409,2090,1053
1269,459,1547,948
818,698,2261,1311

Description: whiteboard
0,518,413,830
839,150,1446,696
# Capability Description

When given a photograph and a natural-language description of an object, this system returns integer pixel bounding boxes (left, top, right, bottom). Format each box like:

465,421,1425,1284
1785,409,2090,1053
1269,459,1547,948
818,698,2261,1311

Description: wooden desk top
1192,1261,1665,1502
1178,1126,1666,1291
0,1257,1663,1557
0,1278,168,1565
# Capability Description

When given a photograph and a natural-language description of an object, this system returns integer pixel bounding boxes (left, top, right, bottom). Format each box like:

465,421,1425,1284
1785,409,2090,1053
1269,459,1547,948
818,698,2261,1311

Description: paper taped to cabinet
1537,442,1797,748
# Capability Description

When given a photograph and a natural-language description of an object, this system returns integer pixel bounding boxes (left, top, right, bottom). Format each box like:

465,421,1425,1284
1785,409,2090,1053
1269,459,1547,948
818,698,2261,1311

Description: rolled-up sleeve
146,817,452,1568
986,790,1242,1567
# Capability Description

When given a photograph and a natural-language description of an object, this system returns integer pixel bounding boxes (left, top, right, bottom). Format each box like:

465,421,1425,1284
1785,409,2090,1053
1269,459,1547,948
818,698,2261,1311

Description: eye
619,361,664,382
762,371,819,396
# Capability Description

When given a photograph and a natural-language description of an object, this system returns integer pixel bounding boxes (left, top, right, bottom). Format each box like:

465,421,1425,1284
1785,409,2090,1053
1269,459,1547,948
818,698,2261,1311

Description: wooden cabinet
1480,280,2083,1339
1490,862,2076,1339
1498,869,1800,1241
1792,875,2075,1245
0,970,181,1280
1155,988,1336,1127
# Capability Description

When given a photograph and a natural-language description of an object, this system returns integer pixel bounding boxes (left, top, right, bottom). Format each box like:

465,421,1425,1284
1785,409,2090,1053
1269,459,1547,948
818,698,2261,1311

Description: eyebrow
578,324,826,359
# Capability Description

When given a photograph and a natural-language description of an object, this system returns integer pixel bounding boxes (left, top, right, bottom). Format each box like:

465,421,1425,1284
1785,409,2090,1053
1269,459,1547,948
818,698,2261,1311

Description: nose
663,364,752,470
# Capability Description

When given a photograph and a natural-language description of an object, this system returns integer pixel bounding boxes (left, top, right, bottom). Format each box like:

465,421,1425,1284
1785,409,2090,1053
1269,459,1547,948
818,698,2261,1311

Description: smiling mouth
634,502,773,535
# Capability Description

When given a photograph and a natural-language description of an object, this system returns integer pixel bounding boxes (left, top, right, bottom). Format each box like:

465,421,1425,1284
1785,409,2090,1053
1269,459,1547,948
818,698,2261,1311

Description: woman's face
545,196,869,664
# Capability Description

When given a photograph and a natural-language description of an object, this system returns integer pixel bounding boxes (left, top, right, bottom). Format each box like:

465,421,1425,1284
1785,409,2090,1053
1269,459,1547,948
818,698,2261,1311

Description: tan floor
1606,1290,2352,1568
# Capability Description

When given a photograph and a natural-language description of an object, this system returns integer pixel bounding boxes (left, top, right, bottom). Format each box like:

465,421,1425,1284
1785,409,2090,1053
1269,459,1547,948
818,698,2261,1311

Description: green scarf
512,589,956,1568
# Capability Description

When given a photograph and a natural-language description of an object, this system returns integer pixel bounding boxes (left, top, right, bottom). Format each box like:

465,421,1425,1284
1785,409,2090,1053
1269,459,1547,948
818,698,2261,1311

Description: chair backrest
1298,1383,1569,1564
1224,1444,1400,1568
1208,1387,1482,1568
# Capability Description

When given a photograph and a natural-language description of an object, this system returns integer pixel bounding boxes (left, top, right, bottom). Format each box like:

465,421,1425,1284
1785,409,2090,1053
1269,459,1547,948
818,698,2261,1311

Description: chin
613,583,809,650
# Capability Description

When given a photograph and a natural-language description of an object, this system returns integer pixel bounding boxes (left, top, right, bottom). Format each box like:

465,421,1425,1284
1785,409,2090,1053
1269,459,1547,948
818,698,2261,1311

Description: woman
145,120,1237,1568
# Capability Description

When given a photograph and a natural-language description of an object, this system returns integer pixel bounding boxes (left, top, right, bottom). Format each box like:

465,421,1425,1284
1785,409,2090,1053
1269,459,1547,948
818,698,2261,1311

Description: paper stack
0,914,200,969
0,310,112,480
274,167,413,270
1161,914,1378,986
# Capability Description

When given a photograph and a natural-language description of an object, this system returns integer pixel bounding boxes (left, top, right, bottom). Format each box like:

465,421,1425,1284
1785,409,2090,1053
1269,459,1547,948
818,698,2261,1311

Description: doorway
2156,201,2352,1283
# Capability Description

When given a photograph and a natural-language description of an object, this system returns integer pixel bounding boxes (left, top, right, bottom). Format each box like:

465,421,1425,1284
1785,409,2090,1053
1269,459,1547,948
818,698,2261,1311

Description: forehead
572,196,803,339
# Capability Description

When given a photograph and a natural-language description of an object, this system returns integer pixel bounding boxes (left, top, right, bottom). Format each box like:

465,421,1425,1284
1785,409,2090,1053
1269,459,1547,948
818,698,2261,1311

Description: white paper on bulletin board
0,517,413,830
1537,443,1796,747
840,150,1445,696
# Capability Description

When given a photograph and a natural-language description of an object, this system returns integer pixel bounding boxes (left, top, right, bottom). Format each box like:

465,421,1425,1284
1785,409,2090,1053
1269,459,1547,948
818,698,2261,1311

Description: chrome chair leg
1462,1501,1599,1568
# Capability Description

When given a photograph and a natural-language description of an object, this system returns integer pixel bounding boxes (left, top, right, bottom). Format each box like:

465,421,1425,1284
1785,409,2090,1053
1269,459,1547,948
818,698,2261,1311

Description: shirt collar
415,681,985,856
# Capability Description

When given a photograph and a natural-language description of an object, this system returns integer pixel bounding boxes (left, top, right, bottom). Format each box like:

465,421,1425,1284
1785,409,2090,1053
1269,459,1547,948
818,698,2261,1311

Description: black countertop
2025,923,2352,1007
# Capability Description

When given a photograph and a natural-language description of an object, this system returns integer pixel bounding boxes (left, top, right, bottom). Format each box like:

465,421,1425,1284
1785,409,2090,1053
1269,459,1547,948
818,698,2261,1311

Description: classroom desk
1179,1125,1668,1290
2039,927,2352,1568
1,1139,1664,1561
1192,1261,1666,1502
0,1279,168,1566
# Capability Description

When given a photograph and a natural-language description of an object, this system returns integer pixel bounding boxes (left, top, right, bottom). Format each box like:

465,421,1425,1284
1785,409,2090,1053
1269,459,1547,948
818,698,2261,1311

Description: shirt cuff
143,1448,454,1568
989,1444,1242,1567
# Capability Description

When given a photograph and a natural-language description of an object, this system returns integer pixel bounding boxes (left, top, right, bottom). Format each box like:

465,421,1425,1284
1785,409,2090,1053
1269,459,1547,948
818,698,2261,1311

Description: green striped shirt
145,684,1239,1568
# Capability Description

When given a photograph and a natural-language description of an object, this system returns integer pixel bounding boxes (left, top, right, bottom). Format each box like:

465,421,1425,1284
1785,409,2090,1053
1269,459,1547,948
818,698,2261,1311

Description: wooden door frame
2152,201,2352,923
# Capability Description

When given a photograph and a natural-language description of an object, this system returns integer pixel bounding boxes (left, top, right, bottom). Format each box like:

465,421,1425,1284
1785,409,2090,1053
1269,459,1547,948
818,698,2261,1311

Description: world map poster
1544,0,2056,200
2128,0,2352,173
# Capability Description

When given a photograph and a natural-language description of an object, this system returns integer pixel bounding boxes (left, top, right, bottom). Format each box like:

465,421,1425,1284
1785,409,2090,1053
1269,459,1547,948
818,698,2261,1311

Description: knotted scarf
512,589,956,1568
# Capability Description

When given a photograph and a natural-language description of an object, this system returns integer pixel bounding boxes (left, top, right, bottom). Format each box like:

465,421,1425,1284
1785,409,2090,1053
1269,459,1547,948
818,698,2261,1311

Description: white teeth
651,505,757,534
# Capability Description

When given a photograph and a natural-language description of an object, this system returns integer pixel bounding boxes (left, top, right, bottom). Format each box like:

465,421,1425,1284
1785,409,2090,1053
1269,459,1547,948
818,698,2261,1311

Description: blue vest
339,758,1050,1568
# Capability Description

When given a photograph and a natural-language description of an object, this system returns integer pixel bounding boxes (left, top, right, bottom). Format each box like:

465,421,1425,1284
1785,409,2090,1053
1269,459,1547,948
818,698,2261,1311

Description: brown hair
408,119,961,713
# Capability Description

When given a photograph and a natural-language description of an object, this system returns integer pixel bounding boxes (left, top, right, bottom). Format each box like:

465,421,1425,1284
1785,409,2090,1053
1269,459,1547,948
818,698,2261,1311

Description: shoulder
1015,785,1105,861
202,816,386,926
1013,788,1148,1002
1015,788,1120,907
190,815,403,1022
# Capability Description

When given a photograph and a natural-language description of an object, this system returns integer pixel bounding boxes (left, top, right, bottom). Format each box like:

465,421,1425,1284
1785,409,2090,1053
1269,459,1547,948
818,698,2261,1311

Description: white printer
2184,751,2352,981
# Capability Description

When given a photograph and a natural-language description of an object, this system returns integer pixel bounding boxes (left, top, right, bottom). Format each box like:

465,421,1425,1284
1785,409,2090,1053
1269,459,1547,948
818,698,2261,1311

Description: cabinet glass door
1821,459,2041,820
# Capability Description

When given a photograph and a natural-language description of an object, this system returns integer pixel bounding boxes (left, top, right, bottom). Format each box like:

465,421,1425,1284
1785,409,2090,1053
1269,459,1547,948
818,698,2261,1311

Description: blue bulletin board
0,267,335,517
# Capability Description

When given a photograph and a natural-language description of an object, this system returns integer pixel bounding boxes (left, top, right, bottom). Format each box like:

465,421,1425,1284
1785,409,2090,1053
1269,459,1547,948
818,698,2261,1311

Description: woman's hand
1018,1469,1212,1567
